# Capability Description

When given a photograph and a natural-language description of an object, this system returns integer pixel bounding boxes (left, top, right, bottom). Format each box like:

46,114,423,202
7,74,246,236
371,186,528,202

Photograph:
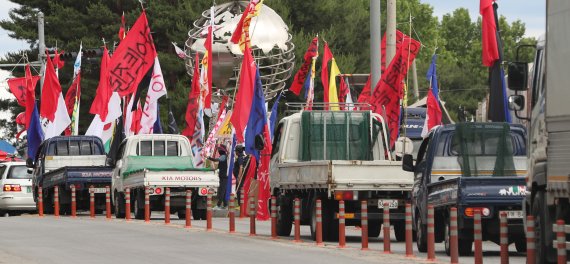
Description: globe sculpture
185,1,295,102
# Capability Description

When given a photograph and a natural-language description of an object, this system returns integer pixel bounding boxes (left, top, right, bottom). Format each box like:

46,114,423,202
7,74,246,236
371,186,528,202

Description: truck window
0,165,6,179
56,141,69,155
154,141,165,156
69,141,80,155
531,49,545,108
138,141,152,156
166,141,179,156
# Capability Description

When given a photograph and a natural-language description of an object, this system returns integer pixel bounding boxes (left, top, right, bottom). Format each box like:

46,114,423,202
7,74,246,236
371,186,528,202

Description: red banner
7,76,38,107
289,37,318,95
182,53,201,138
381,30,405,73
108,11,156,96
256,125,272,221
64,73,81,116
369,35,421,148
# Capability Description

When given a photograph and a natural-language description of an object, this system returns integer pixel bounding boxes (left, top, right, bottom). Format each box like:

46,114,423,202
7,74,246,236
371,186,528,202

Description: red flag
289,37,318,95
380,30,405,72
217,95,229,120
357,76,371,104
369,35,421,148
230,46,256,142
230,1,262,51
204,22,213,110
53,50,65,69
24,65,36,129
131,102,143,134
256,125,272,221
8,76,38,107
480,0,499,67
108,11,157,96
338,76,349,109
242,155,257,211
118,12,126,40
65,73,81,116
321,42,333,107
40,51,63,121
182,53,202,138
90,47,112,120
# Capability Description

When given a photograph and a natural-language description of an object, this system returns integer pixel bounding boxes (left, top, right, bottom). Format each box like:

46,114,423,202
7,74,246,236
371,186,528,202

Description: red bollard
474,209,483,264
450,207,459,264
145,187,150,223
89,186,95,218
405,203,414,257
270,196,276,239
54,186,60,218
526,215,535,264
427,204,436,261
105,186,111,220
38,187,44,217
249,198,256,236
164,187,170,224
239,188,246,218
361,200,369,250
185,189,191,228
293,198,300,242
125,188,131,221
556,220,567,264
316,199,323,246
383,202,391,253
229,193,235,233
206,193,212,231
70,185,77,218
500,212,509,264
339,200,346,248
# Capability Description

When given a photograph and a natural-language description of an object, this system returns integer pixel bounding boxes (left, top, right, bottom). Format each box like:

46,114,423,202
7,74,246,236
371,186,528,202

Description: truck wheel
309,198,317,240
394,221,405,242
321,199,339,241
133,191,144,220
177,210,186,220
416,216,427,252
458,238,473,256
532,190,554,263
276,196,292,236
515,239,526,253
43,191,54,214
368,221,381,237
114,192,125,218
192,208,206,220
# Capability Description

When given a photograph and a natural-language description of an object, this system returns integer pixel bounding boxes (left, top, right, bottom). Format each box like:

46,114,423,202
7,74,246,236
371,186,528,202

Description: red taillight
464,207,490,217
3,184,21,192
333,191,358,201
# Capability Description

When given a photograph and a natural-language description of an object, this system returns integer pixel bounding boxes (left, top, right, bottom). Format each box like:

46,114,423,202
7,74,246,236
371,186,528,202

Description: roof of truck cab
121,134,191,143
40,136,104,145
435,122,526,134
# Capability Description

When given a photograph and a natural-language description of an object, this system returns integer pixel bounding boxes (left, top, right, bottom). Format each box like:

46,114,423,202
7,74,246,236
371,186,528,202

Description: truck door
270,122,284,186
412,135,431,222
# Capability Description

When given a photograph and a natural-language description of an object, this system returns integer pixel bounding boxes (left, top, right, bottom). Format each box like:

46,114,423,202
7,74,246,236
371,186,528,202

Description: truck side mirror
507,62,528,91
402,154,415,172
508,95,525,111
26,158,34,168
106,157,116,167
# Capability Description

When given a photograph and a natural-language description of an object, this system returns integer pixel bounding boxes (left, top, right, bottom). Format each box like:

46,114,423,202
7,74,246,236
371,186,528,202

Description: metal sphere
185,1,295,102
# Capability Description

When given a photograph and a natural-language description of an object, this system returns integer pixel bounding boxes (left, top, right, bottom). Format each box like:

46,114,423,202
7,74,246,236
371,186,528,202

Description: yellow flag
328,58,341,110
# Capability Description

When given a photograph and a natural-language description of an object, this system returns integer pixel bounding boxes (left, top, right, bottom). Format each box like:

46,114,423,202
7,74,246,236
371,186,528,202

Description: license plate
378,199,398,209
170,191,187,197
501,210,524,219
27,186,32,193
89,188,107,194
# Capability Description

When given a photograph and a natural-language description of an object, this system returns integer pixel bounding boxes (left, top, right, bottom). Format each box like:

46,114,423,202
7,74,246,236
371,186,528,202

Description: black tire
416,215,427,252
309,198,317,241
192,208,206,220
458,238,473,256
43,191,54,214
515,239,527,253
60,204,71,215
276,196,293,236
0,210,6,217
114,192,125,218
444,218,451,256
133,191,144,220
321,199,339,241
533,191,554,263
177,210,186,220
394,221,406,242
368,220,381,237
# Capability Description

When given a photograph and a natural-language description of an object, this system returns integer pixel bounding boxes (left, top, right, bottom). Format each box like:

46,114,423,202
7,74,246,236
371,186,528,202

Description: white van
0,161,35,216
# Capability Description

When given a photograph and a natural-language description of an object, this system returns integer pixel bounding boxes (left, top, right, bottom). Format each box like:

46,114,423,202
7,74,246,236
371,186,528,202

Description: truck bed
41,166,113,189
122,168,218,189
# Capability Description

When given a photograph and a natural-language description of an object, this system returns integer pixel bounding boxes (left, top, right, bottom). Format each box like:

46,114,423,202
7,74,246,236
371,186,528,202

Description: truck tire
444,217,454,256
416,215,427,252
44,191,54,214
394,221,405,242
321,199,339,241
114,192,125,218
515,239,526,253
368,221,381,237
133,191,144,220
458,238,473,256
532,190,555,263
192,208,206,220
276,196,292,236
309,198,317,241
177,210,186,220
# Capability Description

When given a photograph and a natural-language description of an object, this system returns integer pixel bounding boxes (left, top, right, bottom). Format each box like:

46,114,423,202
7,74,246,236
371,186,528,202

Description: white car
0,161,35,216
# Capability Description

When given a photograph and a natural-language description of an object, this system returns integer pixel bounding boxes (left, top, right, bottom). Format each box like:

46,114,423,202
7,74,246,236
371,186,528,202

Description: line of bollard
145,187,150,223
185,190,191,228
164,187,170,225
125,188,131,221
293,198,300,242
229,193,236,233
450,207,459,264
38,187,44,217
500,212,509,264
249,198,256,236
339,200,346,248
427,204,436,261
556,220,566,264
206,193,212,231
474,209,483,264
240,188,246,218
316,199,323,246
89,186,95,219
106,186,111,220
405,203,414,257
270,196,276,239
54,186,60,218
71,185,77,218
361,200,368,250
383,202,391,253
526,215,535,264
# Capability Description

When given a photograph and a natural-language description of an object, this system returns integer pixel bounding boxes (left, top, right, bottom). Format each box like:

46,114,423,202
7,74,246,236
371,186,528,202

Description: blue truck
28,136,113,214
402,122,527,255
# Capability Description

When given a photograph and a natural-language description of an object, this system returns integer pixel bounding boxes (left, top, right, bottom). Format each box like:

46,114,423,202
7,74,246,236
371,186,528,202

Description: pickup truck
109,134,218,220
29,136,113,214
403,122,527,256
271,107,414,241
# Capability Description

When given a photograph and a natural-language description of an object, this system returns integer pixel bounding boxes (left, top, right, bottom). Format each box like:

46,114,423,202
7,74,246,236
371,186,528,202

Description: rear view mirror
26,158,34,168
106,157,116,167
402,154,415,172
508,95,525,111
507,62,528,91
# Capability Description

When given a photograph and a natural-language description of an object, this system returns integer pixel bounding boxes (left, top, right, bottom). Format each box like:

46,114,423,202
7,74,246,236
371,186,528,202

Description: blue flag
426,54,439,99
303,71,311,99
245,66,267,161
153,104,163,134
268,92,282,141
27,102,44,159
225,134,237,202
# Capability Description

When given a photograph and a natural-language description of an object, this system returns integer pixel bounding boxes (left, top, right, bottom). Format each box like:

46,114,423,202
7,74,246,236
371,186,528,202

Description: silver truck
109,134,218,220
270,106,413,241
507,1,570,262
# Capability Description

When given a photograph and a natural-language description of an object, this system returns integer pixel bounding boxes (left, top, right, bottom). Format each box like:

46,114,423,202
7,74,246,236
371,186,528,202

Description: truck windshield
47,139,104,156
137,140,180,156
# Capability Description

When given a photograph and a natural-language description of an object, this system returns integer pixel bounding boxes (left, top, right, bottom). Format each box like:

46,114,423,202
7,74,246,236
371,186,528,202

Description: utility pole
386,0,396,66
38,11,46,90
412,60,419,100
370,0,381,92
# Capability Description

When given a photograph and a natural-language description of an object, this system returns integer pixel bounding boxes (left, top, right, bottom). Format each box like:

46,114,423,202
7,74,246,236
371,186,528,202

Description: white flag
139,57,167,134
42,93,72,139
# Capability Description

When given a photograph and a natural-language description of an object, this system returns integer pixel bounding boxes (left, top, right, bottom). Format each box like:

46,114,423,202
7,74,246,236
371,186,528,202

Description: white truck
507,1,570,262
270,107,414,241
109,134,218,220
